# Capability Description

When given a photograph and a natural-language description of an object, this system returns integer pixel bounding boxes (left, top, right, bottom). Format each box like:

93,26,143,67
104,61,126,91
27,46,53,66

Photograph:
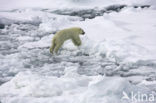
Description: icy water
0,5,156,103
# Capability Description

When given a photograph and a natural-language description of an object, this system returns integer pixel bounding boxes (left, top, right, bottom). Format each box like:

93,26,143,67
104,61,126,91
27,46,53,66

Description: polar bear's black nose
82,31,85,35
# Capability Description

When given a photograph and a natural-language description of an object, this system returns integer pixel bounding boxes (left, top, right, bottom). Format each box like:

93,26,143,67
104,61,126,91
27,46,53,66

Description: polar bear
50,27,85,54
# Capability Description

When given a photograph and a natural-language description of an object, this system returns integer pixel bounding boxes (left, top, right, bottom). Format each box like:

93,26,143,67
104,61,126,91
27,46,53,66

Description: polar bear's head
69,27,85,35
74,27,85,35
79,28,85,35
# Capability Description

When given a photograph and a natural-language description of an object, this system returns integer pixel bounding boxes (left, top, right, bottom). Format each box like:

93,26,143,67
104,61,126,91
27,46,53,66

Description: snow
0,71,151,103
0,1,156,103
65,8,156,62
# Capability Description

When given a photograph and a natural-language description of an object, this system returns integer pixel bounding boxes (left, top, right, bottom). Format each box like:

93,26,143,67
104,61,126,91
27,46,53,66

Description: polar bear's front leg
54,43,63,54
72,36,81,46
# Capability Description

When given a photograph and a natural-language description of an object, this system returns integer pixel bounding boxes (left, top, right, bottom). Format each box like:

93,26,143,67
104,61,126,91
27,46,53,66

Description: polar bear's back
54,27,80,41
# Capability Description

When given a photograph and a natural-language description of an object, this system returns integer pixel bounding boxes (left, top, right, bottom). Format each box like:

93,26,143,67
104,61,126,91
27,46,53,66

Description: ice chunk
0,71,152,103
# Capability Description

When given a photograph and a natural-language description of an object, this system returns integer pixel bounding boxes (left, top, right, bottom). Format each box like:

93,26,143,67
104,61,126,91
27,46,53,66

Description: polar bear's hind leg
50,37,56,54
50,43,55,54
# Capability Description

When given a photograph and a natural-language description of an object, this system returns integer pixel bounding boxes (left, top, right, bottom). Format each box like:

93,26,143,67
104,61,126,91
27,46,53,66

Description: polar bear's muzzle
82,31,85,35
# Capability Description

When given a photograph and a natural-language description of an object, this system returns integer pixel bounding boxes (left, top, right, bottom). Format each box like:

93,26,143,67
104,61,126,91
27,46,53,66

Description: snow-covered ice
0,1,156,103
0,70,154,103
